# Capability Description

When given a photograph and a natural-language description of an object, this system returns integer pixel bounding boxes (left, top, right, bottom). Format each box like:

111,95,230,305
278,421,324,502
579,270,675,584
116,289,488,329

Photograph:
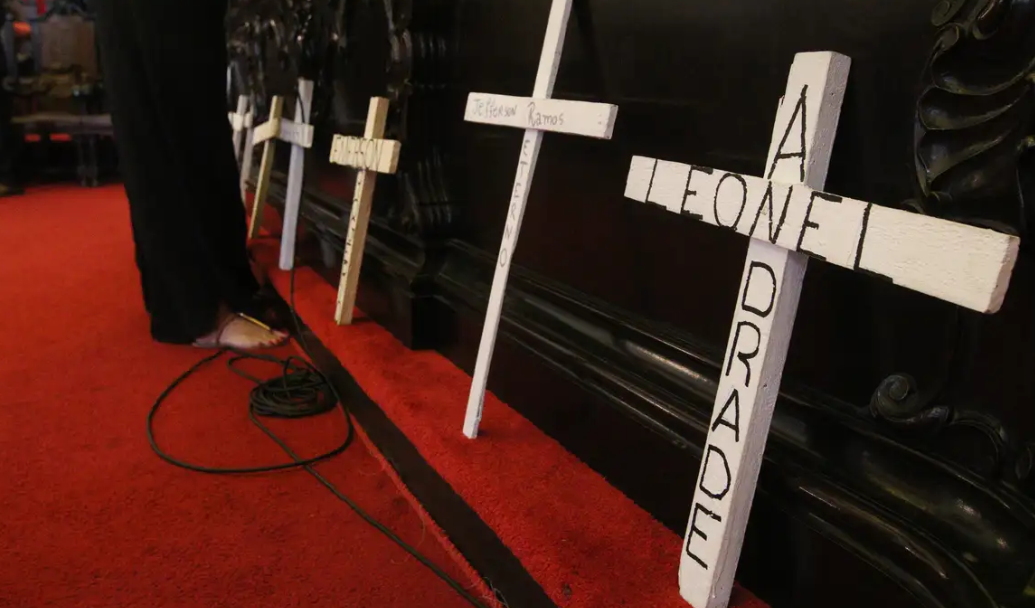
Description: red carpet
260,235,768,606
0,186,490,607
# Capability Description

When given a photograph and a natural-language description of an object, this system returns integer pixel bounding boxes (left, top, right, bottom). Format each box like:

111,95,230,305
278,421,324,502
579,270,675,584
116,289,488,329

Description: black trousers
0,28,18,187
91,0,259,343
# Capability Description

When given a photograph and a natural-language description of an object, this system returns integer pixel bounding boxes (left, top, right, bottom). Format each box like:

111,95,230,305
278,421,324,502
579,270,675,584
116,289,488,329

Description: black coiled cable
146,269,492,608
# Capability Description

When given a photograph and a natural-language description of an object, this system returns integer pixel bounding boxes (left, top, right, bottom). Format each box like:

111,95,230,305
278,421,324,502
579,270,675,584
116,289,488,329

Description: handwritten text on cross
625,158,1018,314
330,135,401,174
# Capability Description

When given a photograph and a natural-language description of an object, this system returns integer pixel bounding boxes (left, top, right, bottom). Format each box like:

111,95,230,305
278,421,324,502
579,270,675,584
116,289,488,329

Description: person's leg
0,86,22,197
91,0,283,347
0,25,22,197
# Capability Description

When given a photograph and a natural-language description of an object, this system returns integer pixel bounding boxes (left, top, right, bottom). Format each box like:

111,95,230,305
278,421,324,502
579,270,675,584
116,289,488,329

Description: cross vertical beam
230,94,250,164
248,95,284,239
238,105,256,206
462,0,619,439
279,79,315,270
676,51,850,608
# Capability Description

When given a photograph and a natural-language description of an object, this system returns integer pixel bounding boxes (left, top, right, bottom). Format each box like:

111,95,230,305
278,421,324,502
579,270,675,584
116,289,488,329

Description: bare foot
193,313,288,350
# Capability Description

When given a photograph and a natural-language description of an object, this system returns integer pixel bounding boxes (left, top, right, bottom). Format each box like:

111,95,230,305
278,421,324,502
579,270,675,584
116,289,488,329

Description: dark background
239,0,1035,606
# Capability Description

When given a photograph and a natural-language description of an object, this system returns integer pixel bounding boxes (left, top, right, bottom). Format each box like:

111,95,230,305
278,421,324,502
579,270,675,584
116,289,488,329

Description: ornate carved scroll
874,0,1035,488
865,2,1035,602
907,0,1035,236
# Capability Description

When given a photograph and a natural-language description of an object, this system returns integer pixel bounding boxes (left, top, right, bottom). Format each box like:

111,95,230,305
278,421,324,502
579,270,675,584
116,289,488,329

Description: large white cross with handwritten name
328,96,402,326
229,94,257,205
461,0,620,439
623,51,1019,608
247,79,316,272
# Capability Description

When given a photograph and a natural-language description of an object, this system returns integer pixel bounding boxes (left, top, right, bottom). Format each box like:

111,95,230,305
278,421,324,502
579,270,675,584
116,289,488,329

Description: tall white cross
247,79,316,272
228,94,255,204
329,96,402,325
461,0,620,439
623,51,1019,608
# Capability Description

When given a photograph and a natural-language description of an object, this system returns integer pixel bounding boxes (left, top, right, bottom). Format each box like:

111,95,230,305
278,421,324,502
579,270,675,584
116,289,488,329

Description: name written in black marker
686,257,778,570
527,102,564,128
498,136,534,269
471,97,519,120
330,136,389,171
681,81,840,571
640,159,883,280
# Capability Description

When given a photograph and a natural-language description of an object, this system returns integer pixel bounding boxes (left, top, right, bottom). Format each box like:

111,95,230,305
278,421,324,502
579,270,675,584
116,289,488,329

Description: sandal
192,313,289,350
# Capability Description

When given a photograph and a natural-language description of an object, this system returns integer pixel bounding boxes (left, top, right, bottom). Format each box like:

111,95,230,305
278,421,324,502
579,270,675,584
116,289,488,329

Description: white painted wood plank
676,50,850,608
279,79,315,271
329,134,402,174
531,0,573,98
464,93,618,139
623,157,1018,313
248,96,284,240
463,129,543,438
253,117,281,144
463,0,575,439
335,96,394,325
278,119,315,149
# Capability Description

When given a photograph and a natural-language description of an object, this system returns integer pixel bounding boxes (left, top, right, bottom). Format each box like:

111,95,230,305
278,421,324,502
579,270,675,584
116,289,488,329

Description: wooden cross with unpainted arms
329,96,402,325
248,79,315,272
623,51,1019,608
461,0,620,439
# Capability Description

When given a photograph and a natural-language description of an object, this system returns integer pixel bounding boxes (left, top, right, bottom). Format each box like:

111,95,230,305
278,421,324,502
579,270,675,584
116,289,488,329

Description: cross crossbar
253,116,314,148
625,158,1019,313
252,118,281,145
228,109,252,133
465,92,617,139
330,135,401,174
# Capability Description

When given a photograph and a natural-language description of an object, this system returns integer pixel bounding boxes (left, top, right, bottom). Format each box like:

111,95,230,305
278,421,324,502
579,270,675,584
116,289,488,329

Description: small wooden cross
247,79,316,272
461,0,620,439
328,96,402,325
623,51,1019,608
228,94,255,203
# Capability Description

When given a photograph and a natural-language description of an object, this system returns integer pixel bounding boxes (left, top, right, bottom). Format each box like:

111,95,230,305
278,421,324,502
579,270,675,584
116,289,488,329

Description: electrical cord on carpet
147,249,492,608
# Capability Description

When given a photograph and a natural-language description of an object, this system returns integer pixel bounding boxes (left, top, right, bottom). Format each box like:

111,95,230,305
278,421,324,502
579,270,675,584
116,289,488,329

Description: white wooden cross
329,96,402,325
247,79,316,272
228,94,256,204
623,51,1019,608
461,0,620,439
